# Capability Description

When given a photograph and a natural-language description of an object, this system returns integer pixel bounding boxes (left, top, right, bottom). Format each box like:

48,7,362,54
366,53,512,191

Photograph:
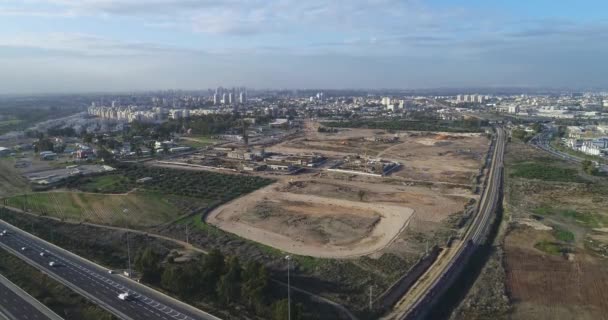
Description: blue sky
1,0,608,93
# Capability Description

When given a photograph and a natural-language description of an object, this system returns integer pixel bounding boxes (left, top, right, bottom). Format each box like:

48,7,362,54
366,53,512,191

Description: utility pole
123,208,131,277
126,232,132,277
369,285,373,311
285,255,292,320
185,223,189,245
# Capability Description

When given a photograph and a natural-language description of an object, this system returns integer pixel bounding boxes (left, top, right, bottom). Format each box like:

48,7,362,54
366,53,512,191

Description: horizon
1,0,608,94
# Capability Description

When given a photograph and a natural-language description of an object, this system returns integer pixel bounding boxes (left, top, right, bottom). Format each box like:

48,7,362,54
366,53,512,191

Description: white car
21,247,27,251
40,252,46,257
108,270,115,274
49,261,57,267
118,292,131,301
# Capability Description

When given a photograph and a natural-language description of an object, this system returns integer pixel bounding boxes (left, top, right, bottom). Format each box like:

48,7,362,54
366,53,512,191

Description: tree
511,129,530,142
357,190,366,201
134,248,162,284
582,160,599,176
241,261,270,312
82,133,94,144
271,299,303,320
96,147,113,163
34,138,54,153
199,249,225,296
217,256,241,305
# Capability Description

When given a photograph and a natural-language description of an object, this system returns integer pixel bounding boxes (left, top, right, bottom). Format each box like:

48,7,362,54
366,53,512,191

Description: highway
530,129,608,172
0,220,221,320
0,273,63,320
386,127,506,319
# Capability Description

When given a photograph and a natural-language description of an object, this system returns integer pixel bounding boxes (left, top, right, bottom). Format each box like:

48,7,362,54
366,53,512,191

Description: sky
1,0,608,94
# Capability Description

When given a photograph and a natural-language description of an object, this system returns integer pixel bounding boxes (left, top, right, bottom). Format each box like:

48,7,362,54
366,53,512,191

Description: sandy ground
505,226,608,320
207,183,414,258
268,129,488,185
204,127,488,258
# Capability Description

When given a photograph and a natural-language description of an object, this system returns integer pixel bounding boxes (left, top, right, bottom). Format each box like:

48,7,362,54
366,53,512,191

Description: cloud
0,32,204,57
4,0,468,36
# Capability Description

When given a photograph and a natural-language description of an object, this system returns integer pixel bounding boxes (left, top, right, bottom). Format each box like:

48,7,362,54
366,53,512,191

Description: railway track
385,127,506,320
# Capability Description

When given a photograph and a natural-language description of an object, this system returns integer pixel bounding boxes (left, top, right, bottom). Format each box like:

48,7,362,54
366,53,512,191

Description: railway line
385,127,506,319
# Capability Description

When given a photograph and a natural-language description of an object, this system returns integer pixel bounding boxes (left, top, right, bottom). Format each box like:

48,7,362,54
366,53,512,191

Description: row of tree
134,248,302,320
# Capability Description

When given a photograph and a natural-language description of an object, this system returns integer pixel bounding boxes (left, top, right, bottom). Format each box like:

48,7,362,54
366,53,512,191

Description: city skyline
1,0,608,94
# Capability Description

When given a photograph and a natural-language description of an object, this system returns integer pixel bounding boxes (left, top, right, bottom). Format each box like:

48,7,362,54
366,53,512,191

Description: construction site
206,125,491,259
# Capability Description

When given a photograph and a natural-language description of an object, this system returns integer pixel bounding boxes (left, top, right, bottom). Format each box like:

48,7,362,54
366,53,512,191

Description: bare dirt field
268,129,488,185
505,226,608,320
207,127,488,258
208,184,414,258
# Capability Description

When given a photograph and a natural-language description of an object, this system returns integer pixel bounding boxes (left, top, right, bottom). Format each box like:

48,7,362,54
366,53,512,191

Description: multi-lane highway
0,220,221,320
386,127,506,319
0,273,63,320
530,129,608,172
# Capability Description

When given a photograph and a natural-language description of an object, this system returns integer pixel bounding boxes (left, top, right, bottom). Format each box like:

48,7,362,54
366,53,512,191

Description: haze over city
1,0,608,93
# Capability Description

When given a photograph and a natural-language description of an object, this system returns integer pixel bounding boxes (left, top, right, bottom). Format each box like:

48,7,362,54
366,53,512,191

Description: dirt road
207,184,414,258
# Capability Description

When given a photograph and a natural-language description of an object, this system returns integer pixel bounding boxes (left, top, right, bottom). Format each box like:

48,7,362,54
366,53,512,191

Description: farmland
1,164,274,229
455,138,608,320
70,165,274,204
4,191,205,228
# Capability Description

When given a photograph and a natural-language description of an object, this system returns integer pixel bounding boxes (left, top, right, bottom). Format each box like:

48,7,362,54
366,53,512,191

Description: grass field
178,135,220,148
533,205,608,228
0,119,23,128
77,174,133,193
510,161,583,182
0,158,30,197
5,191,205,228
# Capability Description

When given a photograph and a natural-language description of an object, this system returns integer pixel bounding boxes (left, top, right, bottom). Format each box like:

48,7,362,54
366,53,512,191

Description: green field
5,192,206,228
510,161,583,182
0,119,23,128
553,227,575,243
178,135,220,148
534,240,565,255
0,158,30,197
77,174,133,193
534,205,608,229
70,165,274,205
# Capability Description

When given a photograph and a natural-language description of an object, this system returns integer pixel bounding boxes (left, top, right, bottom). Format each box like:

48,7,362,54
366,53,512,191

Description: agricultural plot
5,192,205,228
499,140,608,320
72,165,274,205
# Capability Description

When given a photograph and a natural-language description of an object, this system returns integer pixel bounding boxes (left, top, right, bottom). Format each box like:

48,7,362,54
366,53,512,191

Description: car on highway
21,246,27,251
49,261,57,267
118,292,131,301
40,252,46,257
108,270,115,274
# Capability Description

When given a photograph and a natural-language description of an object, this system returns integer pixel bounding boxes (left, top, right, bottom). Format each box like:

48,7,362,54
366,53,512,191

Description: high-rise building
228,93,233,104
222,93,227,104
213,93,219,105
239,92,246,104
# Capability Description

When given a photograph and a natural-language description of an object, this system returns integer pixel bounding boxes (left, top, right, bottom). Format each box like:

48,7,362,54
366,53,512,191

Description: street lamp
285,255,292,320
124,208,131,278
